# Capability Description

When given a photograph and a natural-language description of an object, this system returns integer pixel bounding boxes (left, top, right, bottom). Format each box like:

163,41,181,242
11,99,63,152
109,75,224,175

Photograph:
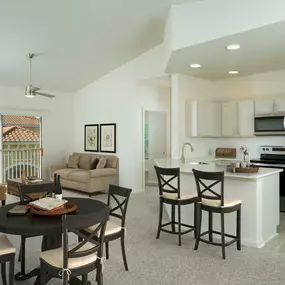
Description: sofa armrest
49,163,68,174
90,168,118,178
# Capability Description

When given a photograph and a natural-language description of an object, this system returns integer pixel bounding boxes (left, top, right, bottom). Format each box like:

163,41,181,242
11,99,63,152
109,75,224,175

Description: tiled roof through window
3,116,40,126
3,126,40,142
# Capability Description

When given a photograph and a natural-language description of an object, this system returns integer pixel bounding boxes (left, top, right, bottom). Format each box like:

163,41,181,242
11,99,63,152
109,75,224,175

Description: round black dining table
0,197,108,285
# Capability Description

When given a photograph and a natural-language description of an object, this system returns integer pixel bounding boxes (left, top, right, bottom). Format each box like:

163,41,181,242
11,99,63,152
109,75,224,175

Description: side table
7,178,53,199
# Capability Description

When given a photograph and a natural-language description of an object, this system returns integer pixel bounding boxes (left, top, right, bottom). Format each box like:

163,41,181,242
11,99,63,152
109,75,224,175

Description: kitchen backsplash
184,137,285,159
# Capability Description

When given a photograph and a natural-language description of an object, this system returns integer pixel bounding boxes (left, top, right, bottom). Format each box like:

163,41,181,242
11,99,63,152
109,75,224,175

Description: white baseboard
146,181,158,186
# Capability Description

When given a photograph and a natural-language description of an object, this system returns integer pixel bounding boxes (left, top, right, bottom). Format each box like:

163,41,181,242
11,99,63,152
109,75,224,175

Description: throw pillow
91,158,100,169
96,157,107,169
78,155,92,170
67,155,79,169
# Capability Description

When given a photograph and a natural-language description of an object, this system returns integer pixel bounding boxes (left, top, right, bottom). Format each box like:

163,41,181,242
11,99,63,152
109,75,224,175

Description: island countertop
154,158,283,181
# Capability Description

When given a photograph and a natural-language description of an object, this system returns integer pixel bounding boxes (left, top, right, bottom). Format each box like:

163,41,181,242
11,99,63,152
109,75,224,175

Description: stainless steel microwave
254,115,285,136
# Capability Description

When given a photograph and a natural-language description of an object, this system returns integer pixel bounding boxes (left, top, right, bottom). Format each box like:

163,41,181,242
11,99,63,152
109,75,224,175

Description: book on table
29,197,67,211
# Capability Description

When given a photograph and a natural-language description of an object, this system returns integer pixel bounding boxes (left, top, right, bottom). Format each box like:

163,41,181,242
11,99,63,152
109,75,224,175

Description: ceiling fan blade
35,91,56,98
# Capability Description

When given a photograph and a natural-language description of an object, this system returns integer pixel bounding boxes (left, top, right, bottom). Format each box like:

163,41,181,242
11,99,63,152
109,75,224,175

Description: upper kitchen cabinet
185,101,221,137
221,102,238,136
254,99,274,115
238,101,255,136
273,98,285,113
185,100,198,137
197,101,221,137
254,98,285,115
221,101,254,137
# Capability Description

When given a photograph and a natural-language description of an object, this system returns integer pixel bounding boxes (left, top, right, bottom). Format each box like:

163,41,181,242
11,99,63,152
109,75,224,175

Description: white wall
169,0,285,50
181,70,285,159
73,44,170,192
172,73,212,158
0,85,74,178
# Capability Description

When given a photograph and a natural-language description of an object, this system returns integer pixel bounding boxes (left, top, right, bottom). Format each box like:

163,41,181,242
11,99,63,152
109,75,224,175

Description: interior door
145,111,167,184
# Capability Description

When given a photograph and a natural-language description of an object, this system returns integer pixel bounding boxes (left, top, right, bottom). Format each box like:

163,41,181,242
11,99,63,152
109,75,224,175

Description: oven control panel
260,146,285,154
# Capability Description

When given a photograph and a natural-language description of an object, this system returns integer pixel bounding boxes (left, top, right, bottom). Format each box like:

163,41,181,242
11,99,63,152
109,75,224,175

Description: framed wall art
100,123,116,153
84,124,99,152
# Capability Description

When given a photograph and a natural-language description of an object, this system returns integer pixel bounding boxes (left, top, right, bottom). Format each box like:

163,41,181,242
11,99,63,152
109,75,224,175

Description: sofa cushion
53,168,81,180
78,155,92,170
68,170,90,183
91,158,99,169
96,158,107,169
67,155,79,169
106,155,117,168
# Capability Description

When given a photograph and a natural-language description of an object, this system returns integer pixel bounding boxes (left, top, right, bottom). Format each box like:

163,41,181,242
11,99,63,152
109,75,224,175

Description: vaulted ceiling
0,0,199,93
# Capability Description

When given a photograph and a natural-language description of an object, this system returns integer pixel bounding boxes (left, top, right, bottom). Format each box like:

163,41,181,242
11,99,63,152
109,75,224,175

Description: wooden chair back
192,169,225,206
107,184,132,228
154,166,181,199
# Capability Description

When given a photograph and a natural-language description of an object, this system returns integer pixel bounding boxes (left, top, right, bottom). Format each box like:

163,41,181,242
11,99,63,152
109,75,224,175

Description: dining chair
18,183,54,275
192,169,242,259
0,235,16,285
154,166,198,246
40,206,109,285
85,184,132,271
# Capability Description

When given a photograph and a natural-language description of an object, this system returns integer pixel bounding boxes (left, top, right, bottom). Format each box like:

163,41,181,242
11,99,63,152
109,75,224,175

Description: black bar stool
192,169,242,259
154,166,198,246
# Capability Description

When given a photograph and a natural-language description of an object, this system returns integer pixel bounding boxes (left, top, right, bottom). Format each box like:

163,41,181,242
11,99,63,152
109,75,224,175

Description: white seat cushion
162,192,197,200
40,242,97,269
0,235,16,255
202,198,242,208
88,221,122,236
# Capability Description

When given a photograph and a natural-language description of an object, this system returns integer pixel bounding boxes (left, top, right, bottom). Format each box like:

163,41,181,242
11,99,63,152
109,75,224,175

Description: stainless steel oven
254,115,285,136
251,146,285,212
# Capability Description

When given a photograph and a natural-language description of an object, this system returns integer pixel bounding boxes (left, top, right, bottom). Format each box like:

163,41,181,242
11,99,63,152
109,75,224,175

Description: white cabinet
238,101,254,136
254,99,274,115
221,101,254,137
185,101,221,137
198,102,221,137
222,102,238,136
273,98,285,113
185,101,198,137
254,98,285,115
186,100,254,138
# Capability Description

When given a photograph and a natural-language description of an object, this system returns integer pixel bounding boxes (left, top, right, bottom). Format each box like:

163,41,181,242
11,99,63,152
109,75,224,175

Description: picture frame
84,124,99,152
100,123,116,153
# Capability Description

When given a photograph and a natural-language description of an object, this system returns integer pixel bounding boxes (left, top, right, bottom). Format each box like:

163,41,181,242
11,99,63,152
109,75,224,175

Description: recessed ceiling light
226,44,241,50
189,63,201,68
229,71,239,75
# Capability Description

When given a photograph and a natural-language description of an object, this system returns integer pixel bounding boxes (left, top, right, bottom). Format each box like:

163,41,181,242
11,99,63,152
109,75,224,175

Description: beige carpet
3,187,285,285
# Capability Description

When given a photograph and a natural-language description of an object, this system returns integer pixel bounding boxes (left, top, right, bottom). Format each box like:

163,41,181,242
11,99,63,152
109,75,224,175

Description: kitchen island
155,158,282,248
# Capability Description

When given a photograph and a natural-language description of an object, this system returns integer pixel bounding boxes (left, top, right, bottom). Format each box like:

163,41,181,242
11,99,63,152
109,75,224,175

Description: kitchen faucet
180,142,194,163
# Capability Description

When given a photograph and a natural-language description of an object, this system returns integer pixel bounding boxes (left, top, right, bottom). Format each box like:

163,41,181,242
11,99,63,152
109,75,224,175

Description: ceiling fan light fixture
25,85,35,98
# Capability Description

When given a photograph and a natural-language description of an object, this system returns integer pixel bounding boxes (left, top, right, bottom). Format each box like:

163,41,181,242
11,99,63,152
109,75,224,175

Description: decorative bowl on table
227,164,259,173
30,202,77,216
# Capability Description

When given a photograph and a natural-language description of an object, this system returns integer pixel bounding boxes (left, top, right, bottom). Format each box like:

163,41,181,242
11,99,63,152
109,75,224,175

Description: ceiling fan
25,53,56,99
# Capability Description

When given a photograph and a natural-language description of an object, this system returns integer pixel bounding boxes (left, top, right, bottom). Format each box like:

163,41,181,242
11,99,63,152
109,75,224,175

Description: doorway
144,110,168,187
0,115,42,183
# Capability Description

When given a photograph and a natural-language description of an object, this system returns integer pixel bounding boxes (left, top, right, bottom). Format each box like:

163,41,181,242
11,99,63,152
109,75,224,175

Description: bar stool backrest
154,166,181,199
192,169,225,206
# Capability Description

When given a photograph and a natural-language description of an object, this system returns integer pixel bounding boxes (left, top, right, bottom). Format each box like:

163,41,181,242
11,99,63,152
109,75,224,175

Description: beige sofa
49,152,119,196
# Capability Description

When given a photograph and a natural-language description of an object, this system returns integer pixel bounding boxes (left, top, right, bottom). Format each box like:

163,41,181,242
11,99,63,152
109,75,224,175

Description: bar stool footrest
160,222,195,235
199,230,239,247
